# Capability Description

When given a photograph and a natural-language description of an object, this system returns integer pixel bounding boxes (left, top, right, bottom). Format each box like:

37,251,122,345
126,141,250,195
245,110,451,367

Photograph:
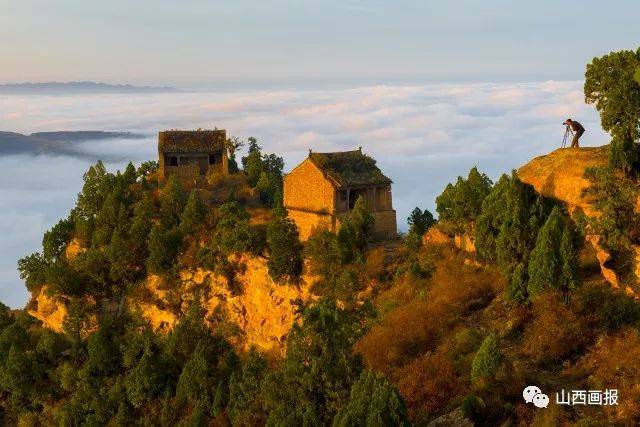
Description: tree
585,48,640,174
333,370,409,427
435,167,492,231
527,207,566,296
337,196,374,264
42,217,74,261
176,344,211,406
146,225,183,274
266,217,303,281
180,190,208,235
242,138,264,187
471,333,502,382
226,136,244,174
124,341,165,408
407,207,435,237
261,298,371,425
159,176,187,228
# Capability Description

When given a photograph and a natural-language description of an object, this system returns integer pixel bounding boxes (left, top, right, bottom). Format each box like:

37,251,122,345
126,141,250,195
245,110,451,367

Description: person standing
564,118,585,147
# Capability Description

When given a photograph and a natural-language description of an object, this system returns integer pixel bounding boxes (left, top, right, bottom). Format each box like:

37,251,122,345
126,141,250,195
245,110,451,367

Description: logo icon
523,385,549,408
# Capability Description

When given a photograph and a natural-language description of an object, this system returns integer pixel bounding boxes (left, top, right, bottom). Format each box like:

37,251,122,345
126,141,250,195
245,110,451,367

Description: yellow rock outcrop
518,145,640,293
518,146,609,217
27,286,67,333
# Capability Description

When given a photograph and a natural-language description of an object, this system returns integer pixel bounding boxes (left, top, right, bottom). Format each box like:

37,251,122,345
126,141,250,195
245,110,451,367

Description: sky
1,1,639,86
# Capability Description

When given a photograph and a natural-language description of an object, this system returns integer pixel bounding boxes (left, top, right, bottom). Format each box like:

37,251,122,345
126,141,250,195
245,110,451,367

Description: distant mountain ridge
0,130,145,157
0,81,180,94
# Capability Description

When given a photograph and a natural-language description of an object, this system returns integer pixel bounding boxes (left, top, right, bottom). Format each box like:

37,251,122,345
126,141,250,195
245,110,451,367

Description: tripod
561,124,574,148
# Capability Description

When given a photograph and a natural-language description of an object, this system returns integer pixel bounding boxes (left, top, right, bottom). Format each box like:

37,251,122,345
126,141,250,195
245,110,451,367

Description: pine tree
559,226,578,297
407,207,435,237
266,217,303,282
176,344,210,406
180,190,208,235
333,370,409,427
211,380,225,418
159,176,187,228
471,333,502,382
527,207,564,296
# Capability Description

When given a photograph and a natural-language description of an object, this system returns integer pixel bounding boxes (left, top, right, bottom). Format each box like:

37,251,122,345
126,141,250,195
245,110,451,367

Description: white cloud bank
0,81,609,307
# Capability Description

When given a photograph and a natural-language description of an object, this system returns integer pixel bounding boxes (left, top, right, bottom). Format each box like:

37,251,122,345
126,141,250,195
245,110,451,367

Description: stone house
283,148,397,241
158,129,228,182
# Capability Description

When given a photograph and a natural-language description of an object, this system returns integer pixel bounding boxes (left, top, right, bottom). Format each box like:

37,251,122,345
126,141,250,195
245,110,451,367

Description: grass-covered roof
308,149,392,188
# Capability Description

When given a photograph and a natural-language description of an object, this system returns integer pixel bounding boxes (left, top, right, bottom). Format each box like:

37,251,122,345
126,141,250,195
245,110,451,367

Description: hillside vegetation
2,47,640,426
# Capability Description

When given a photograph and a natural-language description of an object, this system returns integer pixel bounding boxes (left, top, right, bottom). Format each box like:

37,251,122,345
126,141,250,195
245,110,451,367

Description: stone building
158,129,228,182
284,148,397,241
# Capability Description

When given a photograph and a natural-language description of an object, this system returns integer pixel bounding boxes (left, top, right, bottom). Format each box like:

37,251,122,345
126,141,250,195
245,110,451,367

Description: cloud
0,81,609,307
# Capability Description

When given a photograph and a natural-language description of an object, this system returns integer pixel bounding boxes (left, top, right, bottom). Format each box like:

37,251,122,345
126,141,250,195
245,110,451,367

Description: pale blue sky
1,0,639,87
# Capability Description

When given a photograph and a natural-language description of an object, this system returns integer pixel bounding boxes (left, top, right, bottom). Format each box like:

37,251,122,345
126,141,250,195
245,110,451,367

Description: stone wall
284,159,336,213
373,210,397,240
288,209,337,241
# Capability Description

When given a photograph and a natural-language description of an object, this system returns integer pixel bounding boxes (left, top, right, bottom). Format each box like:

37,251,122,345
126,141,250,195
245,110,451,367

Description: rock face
517,145,640,293
518,146,609,217
29,254,315,355
28,287,67,333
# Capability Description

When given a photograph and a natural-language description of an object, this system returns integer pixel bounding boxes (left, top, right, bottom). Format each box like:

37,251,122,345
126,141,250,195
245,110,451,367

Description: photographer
564,118,585,148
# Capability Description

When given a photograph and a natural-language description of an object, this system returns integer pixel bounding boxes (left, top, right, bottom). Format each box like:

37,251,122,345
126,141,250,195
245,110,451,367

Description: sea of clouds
0,81,609,307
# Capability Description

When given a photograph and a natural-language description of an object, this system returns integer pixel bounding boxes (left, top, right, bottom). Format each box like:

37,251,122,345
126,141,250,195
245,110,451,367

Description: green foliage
124,340,166,408
226,136,244,174
436,167,492,232
585,48,640,174
527,207,568,296
583,166,640,279
180,190,208,234
241,138,285,206
17,252,48,293
338,196,374,264
333,370,409,427
471,333,502,382
146,225,183,274
474,172,553,301
176,344,211,406
228,348,268,424
407,207,435,237
261,298,372,426
159,176,187,228
137,160,158,179
42,217,74,261
266,217,303,281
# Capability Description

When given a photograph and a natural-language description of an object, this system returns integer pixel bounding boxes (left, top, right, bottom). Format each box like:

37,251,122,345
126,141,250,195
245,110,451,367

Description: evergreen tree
559,225,578,297
337,197,374,264
471,333,502,382
333,370,409,427
176,344,210,406
266,217,303,282
125,341,165,408
585,48,640,174
436,166,492,231
42,217,74,261
407,207,435,237
146,224,183,274
527,207,564,296
180,190,208,235
261,298,371,425
159,176,187,228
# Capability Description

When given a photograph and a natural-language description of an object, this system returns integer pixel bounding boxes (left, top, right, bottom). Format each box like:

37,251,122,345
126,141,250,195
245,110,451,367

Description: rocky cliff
518,146,640,293
28,248,316,355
